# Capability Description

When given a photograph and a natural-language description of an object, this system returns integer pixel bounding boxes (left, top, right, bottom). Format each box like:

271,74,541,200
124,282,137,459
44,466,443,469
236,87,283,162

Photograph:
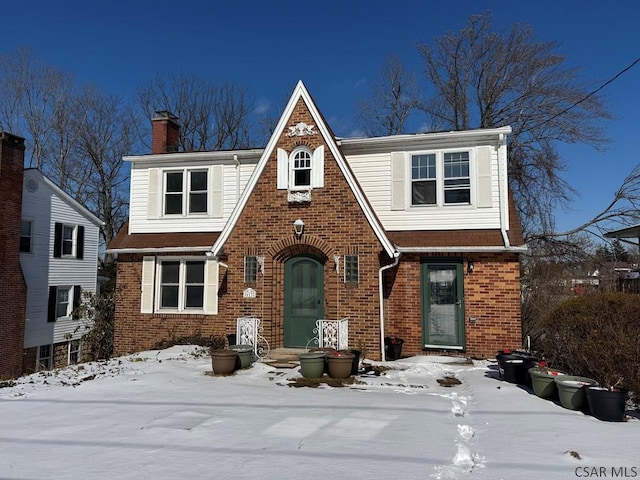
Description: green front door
284,255,324,347
421,259,465,349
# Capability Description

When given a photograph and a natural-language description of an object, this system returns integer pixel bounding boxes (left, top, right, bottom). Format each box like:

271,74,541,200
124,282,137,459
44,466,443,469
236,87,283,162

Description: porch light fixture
293,219,305,238
467,259,474,274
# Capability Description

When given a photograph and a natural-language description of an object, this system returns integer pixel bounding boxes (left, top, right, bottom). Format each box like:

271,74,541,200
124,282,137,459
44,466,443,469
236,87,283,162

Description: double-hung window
159,259,205,311
411,154,437,205
48,285,82,322
164,169,208,215
410,150,471,206
291,149,312,189
37,345,52,371
443,152,470,204
53,223,84,259
68,340,81,365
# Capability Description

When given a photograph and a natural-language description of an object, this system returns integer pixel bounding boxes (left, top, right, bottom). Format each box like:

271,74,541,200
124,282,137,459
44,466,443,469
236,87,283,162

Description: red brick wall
0,132,27,379
385,252,522,359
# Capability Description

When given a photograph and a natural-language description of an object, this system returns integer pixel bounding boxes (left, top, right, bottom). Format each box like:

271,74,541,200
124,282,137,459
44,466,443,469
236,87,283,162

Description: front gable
212,81,396,259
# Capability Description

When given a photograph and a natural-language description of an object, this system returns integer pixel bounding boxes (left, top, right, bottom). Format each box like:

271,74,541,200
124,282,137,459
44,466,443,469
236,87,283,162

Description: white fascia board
124,149,265,164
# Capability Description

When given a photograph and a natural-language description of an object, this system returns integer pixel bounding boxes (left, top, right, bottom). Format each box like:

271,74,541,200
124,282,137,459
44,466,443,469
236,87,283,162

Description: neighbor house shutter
210,165,224,218
76,226,85,259
48,286,57,322
390,152,406,211
147,168,159,219
72,285,82,319
140,256,156,314
276,148,288,189
476,147,493,208
203,257,219,315
311,145,324,188
53,222,63,258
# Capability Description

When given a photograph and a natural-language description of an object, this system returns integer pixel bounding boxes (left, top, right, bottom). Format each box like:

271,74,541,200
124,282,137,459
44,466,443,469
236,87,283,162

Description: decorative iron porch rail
236,316,270,359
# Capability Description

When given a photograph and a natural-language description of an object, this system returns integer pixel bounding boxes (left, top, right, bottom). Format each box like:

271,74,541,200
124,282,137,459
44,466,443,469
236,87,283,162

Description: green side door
421,259,465,349
284,255,324,347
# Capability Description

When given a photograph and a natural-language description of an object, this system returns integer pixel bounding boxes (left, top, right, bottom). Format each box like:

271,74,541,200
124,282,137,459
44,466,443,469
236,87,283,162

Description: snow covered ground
1,346,638,480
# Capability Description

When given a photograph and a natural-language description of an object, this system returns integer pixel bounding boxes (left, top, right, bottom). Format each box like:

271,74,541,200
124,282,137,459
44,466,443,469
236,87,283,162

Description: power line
523,56,640,133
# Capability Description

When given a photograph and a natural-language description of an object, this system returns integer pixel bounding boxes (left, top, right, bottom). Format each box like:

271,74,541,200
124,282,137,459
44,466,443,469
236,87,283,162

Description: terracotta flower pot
327,352,355,379
211,349,238,375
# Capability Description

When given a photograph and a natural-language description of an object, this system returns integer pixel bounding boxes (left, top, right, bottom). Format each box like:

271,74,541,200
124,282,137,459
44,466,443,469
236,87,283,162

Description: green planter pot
327,352,355,379
211,349,238,375
229,344,254,369
298,352,326,379
528,367,566,399
554,376,598,410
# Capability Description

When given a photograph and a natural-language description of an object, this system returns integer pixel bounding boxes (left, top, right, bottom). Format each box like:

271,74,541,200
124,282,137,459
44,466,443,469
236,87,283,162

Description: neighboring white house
20,168,102,372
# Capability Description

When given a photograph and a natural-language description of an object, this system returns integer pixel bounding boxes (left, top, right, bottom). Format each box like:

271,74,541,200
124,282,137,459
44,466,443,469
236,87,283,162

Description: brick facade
0,132,27,380
112,90,524,361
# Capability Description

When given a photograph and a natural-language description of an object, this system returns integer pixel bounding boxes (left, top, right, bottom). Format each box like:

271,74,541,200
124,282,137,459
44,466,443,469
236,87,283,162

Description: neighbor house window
48,285,82,322
159,259,205,311
443,151,470,204
37,344,52,371
68,340,81,365
53,223,84,259
20,220,33,253
344,255,359,283
244,256,258,284
164,169,208,215
411,154,437,205
291,149,312,189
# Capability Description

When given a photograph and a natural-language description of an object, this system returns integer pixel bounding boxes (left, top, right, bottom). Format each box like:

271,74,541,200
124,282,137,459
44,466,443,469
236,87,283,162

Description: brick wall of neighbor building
0,132,27,380
384,252,522,359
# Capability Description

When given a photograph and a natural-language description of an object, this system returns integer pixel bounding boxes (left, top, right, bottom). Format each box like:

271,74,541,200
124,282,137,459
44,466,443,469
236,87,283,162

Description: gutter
105,246,213,254
396,246,527,253
379,252,401,362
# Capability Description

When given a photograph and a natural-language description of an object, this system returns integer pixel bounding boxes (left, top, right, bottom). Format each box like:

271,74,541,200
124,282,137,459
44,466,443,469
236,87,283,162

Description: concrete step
263,348,306,368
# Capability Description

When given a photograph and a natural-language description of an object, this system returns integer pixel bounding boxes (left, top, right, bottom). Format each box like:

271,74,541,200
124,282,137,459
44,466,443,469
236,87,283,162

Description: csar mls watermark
575,466,638,478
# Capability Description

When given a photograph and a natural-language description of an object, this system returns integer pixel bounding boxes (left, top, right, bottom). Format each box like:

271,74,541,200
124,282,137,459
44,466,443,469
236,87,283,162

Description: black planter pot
349,349,361,375
586,387,628,422
384,337,404,360
496,351,535,385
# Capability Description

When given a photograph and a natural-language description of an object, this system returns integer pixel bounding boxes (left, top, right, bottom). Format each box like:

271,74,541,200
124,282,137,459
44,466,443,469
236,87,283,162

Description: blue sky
2,0,639,235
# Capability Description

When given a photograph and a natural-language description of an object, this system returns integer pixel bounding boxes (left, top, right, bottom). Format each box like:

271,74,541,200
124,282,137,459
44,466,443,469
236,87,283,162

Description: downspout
379,252,401,362
233,154,240,201
497,133,511,248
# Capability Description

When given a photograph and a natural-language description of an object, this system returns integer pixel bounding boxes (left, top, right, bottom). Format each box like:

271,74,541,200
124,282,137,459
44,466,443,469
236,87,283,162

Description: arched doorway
284,255,324,347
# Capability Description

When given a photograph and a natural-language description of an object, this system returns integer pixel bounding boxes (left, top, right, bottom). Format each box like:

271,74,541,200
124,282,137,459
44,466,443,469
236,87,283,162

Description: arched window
291,148,312,189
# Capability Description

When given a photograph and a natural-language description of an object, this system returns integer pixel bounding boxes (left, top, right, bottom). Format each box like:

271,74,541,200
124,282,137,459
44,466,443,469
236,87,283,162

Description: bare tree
73,86,137,248
136,74,254,151
416,13,613,237
357,54,422,136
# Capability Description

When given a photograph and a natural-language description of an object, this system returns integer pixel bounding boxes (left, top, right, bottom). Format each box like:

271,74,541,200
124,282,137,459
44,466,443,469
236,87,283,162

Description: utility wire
523,56,640,133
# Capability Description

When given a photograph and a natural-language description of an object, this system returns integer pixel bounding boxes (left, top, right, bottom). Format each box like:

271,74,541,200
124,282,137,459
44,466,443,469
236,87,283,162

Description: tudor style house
108,81,526,360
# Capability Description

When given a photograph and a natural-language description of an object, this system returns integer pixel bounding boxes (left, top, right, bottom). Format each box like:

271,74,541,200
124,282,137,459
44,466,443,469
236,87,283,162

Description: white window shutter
204,257,219,315
476,147,493,208
276,148,288,189
311,145,324,188
210,165,224,218
147,169,159,219
390,152,406,211
140,256,156,313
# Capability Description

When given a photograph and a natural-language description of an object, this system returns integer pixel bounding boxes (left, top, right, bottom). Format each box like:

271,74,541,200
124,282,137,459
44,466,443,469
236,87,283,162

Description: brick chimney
0,131,27,380
151,111,180,154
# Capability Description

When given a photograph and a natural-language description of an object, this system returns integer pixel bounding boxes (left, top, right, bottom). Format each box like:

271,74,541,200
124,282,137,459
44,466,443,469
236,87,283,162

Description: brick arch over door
267,234,334,263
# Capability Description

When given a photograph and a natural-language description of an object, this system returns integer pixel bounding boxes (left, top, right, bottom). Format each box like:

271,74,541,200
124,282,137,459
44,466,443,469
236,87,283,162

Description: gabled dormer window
276,146,325,198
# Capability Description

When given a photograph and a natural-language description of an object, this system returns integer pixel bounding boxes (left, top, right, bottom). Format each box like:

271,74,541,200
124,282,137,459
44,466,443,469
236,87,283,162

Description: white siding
20,171,100,349
129,160,258,234
345,145,502,231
